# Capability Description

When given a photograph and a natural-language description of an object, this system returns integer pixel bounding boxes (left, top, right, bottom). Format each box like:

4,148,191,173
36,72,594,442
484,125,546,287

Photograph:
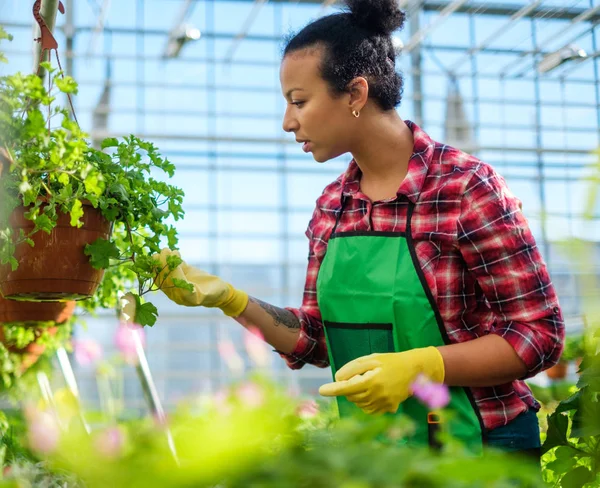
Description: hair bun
345,0,405,36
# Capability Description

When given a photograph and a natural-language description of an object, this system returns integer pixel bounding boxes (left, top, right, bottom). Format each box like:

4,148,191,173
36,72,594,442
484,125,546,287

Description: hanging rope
32,0,79,135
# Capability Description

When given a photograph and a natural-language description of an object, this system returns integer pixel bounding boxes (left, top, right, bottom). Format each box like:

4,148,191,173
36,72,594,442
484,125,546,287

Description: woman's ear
347,77,369,113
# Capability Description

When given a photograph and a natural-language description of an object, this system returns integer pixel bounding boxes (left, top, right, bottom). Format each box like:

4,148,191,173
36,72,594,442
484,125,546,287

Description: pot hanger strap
33,0,79,131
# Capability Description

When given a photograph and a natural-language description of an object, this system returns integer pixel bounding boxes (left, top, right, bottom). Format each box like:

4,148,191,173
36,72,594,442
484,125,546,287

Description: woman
156,0,564,458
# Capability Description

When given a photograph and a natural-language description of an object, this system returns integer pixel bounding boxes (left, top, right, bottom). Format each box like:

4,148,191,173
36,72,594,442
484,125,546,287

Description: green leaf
555,390,581,414
55,76,78,94
101,138,119,149
542,411,569,454
172,278,194,292
165,254,183,270
70,199,84,228
108,183,130,202
577,360,600,390
0,27,13,42
572,394,600,438
84,173,104,196
545,446,578,474
39,61,55,73
58,172,70,186
84,238,120,269
560,466,594,488
35,213,54,234
136,301,158,327
166,226,178,249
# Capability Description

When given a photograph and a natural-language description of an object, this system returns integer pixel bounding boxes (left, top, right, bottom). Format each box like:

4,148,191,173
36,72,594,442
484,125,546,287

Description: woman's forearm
233,297,301,354
438,335,528,387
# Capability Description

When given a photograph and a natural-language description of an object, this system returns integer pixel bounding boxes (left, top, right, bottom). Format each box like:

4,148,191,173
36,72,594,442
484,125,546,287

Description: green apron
316,199,485,449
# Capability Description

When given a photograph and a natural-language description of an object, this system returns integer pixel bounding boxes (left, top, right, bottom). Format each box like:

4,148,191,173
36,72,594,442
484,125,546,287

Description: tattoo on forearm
250,297,300,330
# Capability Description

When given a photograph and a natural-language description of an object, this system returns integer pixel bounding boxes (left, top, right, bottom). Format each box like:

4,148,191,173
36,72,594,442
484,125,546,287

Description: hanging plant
0,294,75,393
0,319,74,394
0,27,191,326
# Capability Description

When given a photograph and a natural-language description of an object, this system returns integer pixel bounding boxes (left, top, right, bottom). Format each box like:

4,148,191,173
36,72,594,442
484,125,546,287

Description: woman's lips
302,141,312,153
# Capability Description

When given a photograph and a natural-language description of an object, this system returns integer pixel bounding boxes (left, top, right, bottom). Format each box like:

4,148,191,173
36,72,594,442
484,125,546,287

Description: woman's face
280,48,357,163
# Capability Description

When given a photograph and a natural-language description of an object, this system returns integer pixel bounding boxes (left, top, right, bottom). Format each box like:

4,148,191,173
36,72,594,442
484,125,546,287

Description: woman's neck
350,110,414,200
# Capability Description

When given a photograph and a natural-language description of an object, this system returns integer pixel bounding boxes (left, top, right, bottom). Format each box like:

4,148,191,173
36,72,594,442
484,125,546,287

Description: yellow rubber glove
318,347,445,415
154,248,249,317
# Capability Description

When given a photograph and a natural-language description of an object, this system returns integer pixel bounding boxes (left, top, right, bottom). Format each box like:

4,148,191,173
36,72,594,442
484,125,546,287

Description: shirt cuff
275,308,329,370
488,308,564,380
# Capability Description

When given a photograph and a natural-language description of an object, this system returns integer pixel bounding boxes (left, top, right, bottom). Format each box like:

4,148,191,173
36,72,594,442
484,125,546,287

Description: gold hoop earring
352,110,360,118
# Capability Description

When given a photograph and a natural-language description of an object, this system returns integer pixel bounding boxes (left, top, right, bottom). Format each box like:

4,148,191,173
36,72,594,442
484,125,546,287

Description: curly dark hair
283,0,406,111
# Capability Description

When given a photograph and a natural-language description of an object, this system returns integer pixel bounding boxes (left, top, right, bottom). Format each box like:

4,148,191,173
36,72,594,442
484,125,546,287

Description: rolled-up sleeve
457,163,565,378
279,207,330,370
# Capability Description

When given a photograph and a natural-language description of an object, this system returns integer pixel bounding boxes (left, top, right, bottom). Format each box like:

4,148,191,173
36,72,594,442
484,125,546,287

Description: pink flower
95,427,124,459
411,374,450,410
237,382,264,408
115,322,146,365
296,399,319,419
25,408,60,455
287,384,301,398
217,339,244,373
243,327,271,368
213,388,233,415
72,339,103,367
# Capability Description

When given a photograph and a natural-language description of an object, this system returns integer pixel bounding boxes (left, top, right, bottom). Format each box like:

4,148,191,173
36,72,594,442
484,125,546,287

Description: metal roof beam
161,0,600,22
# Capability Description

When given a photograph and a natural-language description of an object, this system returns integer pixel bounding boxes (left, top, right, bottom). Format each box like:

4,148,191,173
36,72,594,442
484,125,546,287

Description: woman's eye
291,101,305,107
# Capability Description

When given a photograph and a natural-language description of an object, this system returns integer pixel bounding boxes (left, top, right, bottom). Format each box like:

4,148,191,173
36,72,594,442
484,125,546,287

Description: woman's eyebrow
285,88,305,98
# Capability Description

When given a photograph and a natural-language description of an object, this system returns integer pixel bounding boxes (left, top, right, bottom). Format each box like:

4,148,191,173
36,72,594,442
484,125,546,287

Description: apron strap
331,195,348,235
333,196,416,236
405,200,416,239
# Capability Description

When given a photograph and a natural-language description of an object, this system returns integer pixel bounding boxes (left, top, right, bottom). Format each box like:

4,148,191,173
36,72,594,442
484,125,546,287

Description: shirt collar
340,120,435,204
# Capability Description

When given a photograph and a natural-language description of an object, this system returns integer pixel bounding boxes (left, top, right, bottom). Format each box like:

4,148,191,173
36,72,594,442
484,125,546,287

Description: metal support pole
55,347,91,433
531,18,549,261
409,0,424,127
64,0,74,78
33,0,61,77
131,330,179,465
36,370,66,430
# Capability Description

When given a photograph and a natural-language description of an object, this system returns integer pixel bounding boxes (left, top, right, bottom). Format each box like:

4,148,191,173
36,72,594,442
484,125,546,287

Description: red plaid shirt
282,120,564,431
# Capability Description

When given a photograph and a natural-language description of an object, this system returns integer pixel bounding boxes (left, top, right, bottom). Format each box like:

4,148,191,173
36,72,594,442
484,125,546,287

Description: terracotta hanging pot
0,295,76,324
546,361,568,380
0,325,58,372
0,202,112,301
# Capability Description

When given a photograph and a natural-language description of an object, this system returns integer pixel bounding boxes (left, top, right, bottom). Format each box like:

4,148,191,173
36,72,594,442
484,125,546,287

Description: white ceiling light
163,24,201,59
392,36,404,55
538,44,588,74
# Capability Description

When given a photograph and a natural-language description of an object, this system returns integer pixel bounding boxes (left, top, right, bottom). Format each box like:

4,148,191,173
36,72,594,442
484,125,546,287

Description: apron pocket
323,321,395,369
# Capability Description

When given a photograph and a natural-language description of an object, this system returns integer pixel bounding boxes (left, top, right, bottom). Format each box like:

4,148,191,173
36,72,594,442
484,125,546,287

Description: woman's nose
282,107,299,133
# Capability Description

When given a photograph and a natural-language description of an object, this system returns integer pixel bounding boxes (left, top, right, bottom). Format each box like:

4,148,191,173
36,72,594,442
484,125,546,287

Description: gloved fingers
362,401,396,415
318,372,372,397
360,405,385,416
345,391,371,403
335,356,381,382
353,400,374,410
180,261,208,279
